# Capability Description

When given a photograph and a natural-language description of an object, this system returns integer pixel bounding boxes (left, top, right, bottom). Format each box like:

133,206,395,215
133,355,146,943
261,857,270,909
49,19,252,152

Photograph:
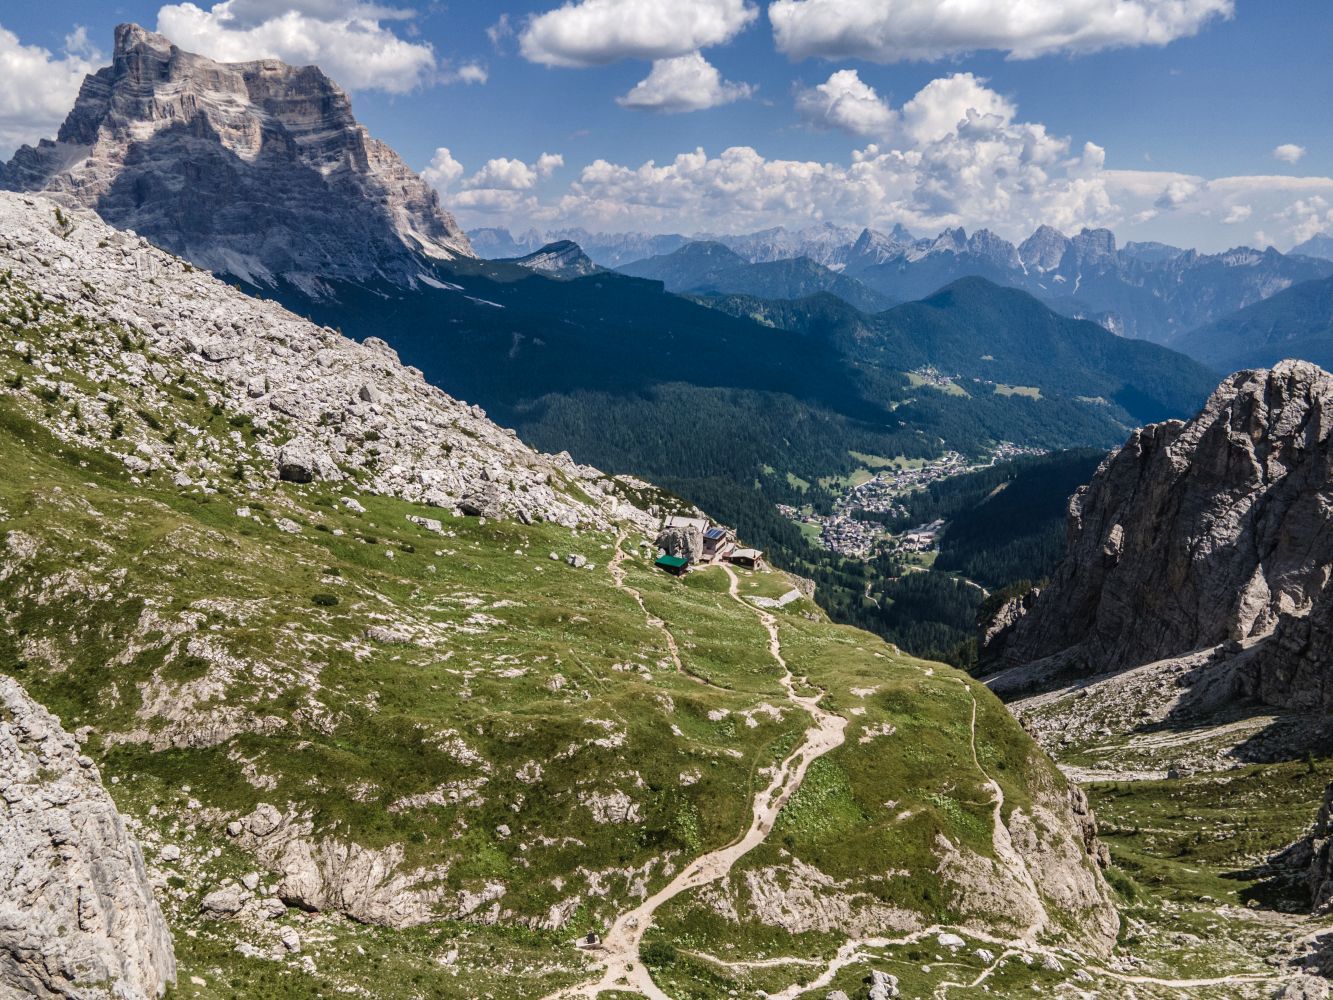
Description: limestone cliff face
990,361,1333,685
1238,580,1333,713
1281,780,1333,915
0,24,472,289
0,676,175,999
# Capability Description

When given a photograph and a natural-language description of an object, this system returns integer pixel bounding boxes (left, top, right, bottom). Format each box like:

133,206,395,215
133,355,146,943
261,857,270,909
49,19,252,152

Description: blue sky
2,1,1331,251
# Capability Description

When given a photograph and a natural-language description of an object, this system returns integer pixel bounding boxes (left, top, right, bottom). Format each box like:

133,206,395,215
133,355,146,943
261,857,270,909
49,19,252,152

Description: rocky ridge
482,221,1333,344
0,675,175,999
508,240,602,279
0,190,650,534
1,24,472,291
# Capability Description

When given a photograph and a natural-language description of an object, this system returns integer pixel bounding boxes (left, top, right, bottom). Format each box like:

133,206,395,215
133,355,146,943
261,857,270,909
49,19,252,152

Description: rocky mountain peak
1067,227,1119,267
847,226,908,263
511,240,601,278
1019,224,1070,272
1,24,472,290
931,226,969,254
1293,232,1333,261
967,228,1022,268
986,359,1333,684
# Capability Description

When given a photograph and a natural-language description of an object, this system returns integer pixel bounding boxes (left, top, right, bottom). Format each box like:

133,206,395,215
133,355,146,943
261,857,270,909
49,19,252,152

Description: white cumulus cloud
422,147,465,189
533,77,1114,239
618,52,753,113
1154,177,1201,210
769,0,1233,62
431,151,563,217
1272,196,1333,245
428,67,1331,253
452,62,488,85
795,69,895,138
1273,143,1307,164
900,73,1016,144
0,24,102,157
535,152,566,177
461,153,564,192
520,0,757,67
156,0,461,93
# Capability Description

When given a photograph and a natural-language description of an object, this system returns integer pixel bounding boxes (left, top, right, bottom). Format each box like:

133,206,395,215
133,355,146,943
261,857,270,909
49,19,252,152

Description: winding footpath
608,533,687,677
560,546,1289,998
544,556,847,999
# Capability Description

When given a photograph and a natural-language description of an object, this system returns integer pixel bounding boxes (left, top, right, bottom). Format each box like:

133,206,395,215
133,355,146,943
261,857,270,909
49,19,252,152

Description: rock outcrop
1298,781,1333,913
655,524,704,562
0,676,175,998
226,803,492,927
989,361,1333,696
1,24,472,289
977,587,1040,673
1236,580,1333,714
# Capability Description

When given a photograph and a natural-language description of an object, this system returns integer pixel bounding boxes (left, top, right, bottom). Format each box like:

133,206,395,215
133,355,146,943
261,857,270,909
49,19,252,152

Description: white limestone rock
0,190,658,536
0,676,175,999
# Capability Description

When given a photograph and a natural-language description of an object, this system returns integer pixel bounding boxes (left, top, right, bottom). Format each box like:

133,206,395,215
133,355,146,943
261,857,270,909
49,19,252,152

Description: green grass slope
0,200,1125,999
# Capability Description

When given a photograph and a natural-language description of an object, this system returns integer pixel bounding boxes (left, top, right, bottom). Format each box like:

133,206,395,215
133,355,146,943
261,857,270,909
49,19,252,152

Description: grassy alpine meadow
0,364,1116,996
0,261,1148,999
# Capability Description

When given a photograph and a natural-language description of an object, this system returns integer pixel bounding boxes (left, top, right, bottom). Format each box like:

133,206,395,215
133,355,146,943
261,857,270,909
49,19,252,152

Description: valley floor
1004,654,1333,999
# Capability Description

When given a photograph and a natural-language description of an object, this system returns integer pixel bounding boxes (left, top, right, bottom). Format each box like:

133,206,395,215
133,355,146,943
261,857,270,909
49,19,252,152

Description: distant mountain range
617,240,894,314
474,222,1333,352
469,227,688,268
1293,232,1333,260
1176,273,1333,372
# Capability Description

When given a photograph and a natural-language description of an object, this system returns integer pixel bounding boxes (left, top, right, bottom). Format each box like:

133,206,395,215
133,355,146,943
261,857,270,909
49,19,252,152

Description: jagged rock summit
0,675,175,999
0,24,472,291
987,360,1333,701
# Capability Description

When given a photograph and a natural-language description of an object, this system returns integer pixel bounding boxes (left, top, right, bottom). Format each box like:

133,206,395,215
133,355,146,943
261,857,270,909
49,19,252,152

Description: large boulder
864,970,899,999
458,484,504,519
0,676,176,999
277,438,339,483
656,525,703,563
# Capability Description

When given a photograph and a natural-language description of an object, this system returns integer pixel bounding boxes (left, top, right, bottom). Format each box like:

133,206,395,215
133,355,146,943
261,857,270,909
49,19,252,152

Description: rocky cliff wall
990,361,1333,690
0,676,175,999
1,24,471,289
